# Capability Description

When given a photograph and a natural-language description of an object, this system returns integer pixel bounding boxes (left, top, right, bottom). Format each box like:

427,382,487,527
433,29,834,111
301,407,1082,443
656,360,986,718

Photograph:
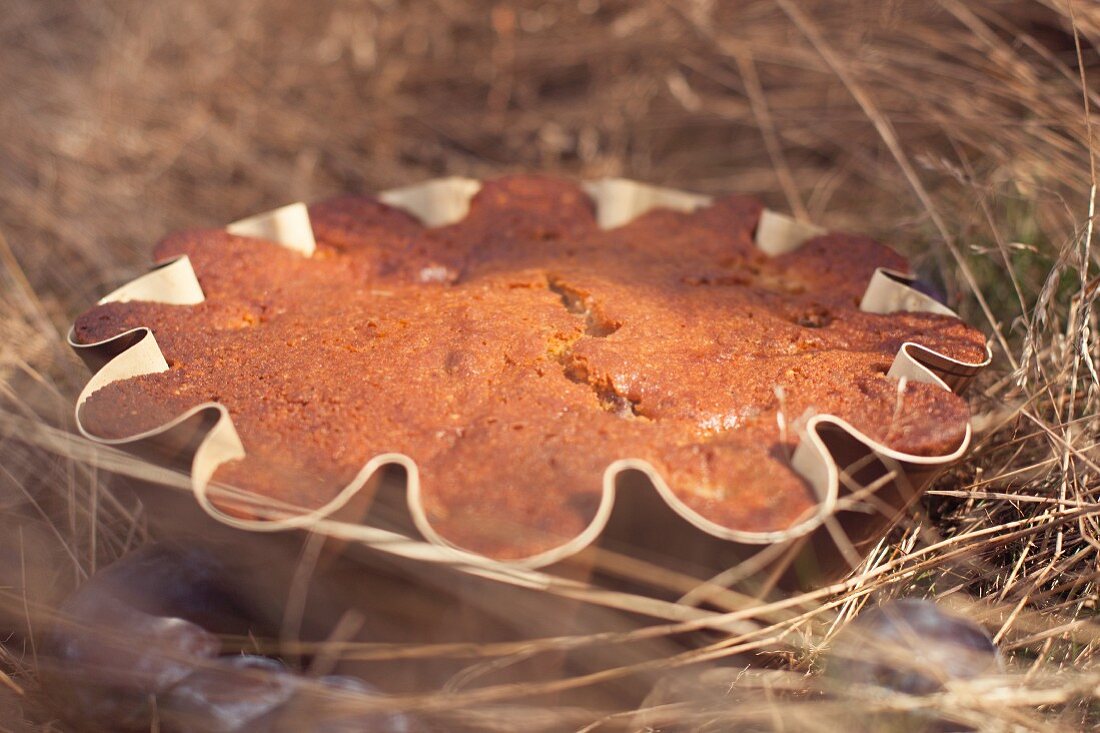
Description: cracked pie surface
73,176,987,560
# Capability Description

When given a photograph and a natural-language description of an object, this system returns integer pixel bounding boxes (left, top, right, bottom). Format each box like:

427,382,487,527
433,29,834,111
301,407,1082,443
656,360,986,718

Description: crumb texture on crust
73,176,987,560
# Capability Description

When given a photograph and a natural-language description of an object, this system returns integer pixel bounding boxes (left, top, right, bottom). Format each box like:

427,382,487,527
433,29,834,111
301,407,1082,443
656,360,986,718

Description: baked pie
72,176,987,561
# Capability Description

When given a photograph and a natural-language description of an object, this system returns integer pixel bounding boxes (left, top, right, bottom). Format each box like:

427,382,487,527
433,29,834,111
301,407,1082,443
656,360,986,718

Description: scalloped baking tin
68,177,991,586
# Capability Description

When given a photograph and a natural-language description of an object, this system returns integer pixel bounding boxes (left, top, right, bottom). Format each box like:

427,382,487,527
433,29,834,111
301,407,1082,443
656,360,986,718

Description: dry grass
1,0,1099,730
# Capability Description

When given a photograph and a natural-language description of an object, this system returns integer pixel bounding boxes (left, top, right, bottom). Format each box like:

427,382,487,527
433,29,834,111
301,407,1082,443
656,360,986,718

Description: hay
1,0,1098,729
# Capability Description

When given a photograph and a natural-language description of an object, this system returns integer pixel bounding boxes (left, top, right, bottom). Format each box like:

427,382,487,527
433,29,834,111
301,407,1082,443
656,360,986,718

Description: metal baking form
68,177,991,582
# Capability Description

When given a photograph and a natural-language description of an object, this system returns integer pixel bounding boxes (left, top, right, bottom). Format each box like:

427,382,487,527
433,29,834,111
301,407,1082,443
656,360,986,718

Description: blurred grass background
1,0,1099,730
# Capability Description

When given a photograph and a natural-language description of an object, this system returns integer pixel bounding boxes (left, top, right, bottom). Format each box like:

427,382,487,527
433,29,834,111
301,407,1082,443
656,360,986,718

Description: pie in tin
72,176,988,562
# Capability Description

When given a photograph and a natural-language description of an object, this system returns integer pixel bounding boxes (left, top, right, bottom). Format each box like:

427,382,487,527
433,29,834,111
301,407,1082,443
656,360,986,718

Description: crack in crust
71,176,989,562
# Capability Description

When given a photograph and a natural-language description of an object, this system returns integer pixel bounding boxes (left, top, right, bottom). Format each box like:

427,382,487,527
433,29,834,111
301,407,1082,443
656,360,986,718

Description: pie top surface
73,176,987,560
